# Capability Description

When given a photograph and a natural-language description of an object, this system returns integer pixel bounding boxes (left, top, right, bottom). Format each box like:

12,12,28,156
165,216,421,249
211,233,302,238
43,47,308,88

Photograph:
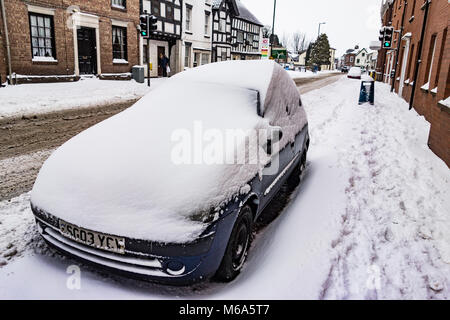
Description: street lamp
270,0,277,49
318,22,326,38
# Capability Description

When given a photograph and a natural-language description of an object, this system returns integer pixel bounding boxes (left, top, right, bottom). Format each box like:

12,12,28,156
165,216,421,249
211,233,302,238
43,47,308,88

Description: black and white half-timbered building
211,0,238,62
140,0,183,77
211,0,262,62
231,1,263,60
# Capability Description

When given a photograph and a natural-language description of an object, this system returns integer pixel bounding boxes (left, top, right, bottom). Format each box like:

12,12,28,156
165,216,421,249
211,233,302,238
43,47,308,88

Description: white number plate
59,220,125,254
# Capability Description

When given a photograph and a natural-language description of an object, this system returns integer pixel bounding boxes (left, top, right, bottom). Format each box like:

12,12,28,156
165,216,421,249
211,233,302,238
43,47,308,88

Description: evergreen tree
305,42,313,66
309,33,331,68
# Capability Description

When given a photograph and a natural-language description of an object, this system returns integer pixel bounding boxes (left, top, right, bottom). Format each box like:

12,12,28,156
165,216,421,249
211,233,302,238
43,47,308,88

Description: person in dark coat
159,53,170,77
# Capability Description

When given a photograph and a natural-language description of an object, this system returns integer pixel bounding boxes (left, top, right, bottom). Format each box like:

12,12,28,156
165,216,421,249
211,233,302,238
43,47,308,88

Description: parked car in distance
30,60,310,285
348,67,362,79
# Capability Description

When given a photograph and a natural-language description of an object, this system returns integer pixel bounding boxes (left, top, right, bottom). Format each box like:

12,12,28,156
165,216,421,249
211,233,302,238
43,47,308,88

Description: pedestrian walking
159,53,170,77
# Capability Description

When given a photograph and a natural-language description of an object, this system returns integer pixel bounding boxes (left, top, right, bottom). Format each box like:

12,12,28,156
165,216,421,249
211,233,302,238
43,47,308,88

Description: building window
410,0,416,17
424,34,437,86
166,5,174,20
237,31,244,43
201,53,210,65
205,12,210,35
435,28,447,88
112,26,127,61
112,0,126,9
29,13,56,59
186,5,192,31
151,0,160,16
185,42,192,67
407,44,415,80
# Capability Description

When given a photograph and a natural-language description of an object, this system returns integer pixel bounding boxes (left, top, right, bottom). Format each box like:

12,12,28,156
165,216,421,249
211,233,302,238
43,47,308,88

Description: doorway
399,39,410,97
77,27,97,75
157,46,166,77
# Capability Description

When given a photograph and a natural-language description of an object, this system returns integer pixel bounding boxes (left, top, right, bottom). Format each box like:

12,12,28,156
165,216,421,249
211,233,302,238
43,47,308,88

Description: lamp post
318,22,326,38
270,0,277,51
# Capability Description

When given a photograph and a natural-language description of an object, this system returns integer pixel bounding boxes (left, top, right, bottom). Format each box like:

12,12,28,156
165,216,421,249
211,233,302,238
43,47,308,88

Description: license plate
59,220,125,254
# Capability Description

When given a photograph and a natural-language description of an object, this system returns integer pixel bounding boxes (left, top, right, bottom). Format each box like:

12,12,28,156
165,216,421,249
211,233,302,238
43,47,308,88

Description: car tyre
215,205,253,282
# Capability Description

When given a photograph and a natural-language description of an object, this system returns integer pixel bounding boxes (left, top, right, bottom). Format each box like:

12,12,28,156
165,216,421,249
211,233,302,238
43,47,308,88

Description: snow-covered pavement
0,78,448,299
0,78,165,119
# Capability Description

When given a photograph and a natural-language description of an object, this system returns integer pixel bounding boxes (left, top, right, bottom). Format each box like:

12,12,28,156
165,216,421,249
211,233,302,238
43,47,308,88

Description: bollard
359,75,375,105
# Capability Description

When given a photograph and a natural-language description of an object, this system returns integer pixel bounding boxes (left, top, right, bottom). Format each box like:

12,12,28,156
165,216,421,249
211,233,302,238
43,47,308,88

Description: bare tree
281,32,290,49
291,31,309,53
262,25,272,38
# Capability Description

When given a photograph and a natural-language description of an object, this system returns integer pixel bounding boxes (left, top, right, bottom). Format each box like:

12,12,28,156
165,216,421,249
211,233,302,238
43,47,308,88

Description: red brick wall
382,0,450,167
2,0,140,77
0,10,6,83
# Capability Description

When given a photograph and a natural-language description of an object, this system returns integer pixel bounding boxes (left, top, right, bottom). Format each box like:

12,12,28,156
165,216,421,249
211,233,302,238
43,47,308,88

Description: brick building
342,46,359,68
0,0,141,83
377,0,449,167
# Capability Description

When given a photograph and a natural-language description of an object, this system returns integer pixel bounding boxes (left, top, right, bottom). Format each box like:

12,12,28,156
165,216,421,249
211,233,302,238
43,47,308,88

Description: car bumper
32,204,238,286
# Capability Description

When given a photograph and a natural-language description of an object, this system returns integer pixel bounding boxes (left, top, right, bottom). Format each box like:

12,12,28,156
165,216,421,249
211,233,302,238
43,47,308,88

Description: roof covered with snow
234,0,263,26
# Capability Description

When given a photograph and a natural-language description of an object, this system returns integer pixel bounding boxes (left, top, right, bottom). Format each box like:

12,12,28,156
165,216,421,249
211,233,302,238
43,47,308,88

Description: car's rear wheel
215,205,253,282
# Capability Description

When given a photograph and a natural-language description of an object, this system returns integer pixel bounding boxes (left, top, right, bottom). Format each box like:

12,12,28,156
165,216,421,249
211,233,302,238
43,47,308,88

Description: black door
77,27,97,75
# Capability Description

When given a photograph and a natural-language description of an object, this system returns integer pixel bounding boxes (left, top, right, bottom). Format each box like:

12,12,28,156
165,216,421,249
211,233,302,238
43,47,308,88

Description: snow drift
31,60,307,243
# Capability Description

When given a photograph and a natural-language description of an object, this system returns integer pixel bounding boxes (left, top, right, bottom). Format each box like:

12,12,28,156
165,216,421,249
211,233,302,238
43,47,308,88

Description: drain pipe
0,0,13,85
409,0,430,110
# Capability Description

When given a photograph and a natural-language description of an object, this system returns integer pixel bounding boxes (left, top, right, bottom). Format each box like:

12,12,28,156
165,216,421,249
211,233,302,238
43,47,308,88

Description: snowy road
0,77,449,299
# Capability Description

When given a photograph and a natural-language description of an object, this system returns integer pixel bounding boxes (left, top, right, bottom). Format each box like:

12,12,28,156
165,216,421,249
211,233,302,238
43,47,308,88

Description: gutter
0,0,12,85
409,0,431,110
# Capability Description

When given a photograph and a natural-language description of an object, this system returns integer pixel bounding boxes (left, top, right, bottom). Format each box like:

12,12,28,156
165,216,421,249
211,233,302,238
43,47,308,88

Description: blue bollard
359,76,375,105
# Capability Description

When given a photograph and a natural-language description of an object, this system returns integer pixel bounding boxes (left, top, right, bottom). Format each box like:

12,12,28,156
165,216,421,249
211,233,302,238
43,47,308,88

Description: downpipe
0,0,13,85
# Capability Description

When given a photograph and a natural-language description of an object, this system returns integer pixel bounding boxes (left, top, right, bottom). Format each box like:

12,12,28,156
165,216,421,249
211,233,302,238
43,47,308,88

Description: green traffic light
384,42,390,47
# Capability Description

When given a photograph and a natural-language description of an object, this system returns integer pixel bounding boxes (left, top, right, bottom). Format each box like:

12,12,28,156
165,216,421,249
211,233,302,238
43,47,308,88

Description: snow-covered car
30,60,310,285
348,67,362,79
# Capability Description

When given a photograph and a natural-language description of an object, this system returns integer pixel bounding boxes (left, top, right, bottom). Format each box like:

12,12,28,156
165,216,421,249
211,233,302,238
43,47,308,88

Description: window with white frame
111,0,126,9
112,26,127,60
186,5,192,31
185,42,192,67
237,31,244,43
205,12,210,35
29,13,56,59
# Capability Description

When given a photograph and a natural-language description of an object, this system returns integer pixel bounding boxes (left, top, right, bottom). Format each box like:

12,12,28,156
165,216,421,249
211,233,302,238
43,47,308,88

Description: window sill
113,59,129,64
111,5,127,12
409,15,414,23
185,31,193,35
420,82,430,92
32,57,58,63
204,35,210,38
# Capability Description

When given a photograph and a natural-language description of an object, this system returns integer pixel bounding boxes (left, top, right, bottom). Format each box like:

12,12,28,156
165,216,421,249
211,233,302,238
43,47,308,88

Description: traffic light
379,27,385,42
140,14,149,38
382,27,394,49
149,15,158,34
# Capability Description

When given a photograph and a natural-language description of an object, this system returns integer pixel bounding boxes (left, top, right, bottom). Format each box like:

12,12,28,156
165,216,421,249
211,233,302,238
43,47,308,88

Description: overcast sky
242,0,383,57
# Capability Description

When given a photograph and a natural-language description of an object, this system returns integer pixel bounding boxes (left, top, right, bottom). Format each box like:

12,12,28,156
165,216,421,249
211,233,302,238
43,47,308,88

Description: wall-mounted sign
261,38,270,59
